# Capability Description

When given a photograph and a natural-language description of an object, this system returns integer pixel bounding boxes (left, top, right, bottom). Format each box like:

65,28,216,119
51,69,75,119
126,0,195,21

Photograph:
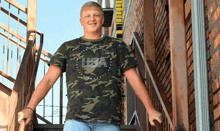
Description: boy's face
80,7,104,34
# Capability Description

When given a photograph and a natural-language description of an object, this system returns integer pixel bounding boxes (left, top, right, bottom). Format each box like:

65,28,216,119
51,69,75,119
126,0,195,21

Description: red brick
213,8,219,24
211,50,220,68
210,23,218,42
188,81,194,94
214,105,220,120
188,63,194,76
215,119,220,131
213,68,217,79
189,91,195,105
216,61,220,76
214,92,219,106
218,17,220,31
212,78,219,92
209,0,217,19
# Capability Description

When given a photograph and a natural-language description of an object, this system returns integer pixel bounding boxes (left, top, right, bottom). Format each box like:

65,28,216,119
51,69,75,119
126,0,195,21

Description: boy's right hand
18,108,34,125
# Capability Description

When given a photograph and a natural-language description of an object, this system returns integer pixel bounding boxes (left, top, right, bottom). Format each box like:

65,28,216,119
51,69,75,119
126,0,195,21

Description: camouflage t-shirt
48,36,138,125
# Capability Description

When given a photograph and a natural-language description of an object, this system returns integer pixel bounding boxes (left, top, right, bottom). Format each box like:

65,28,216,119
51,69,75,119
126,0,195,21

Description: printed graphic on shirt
75,46,112,81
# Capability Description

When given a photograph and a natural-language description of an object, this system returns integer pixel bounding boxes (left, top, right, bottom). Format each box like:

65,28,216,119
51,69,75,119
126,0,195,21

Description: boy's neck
83,32,102,40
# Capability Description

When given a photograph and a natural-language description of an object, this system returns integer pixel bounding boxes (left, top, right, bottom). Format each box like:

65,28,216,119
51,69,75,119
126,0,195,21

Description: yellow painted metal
116,15,122,19
116,8,123,12
116,18,122,23
117,30,123,34
116,4,122,8
116,11,122,15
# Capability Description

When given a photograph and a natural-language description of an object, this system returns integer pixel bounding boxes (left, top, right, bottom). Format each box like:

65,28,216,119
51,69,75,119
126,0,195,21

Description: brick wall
185,12,196,131
121,0,144,125
153,0,171,130
123,0,144,44
119,0,220,130
154,0,171,102
207,0,220,130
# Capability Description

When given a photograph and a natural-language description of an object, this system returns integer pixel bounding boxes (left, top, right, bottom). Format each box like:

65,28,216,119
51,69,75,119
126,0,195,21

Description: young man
18,1,162,131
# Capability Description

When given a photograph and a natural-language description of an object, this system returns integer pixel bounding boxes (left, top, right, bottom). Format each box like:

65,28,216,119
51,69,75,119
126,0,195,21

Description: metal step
33,124,137,131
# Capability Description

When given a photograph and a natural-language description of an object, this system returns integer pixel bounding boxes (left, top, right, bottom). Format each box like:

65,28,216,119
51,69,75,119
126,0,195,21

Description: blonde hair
80,1,103,17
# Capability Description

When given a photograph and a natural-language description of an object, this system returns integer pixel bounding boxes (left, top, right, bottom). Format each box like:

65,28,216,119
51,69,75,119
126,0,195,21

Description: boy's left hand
148,110,162,126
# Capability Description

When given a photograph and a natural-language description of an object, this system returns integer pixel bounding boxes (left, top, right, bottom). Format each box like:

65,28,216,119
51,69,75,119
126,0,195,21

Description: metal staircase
0,0,164,131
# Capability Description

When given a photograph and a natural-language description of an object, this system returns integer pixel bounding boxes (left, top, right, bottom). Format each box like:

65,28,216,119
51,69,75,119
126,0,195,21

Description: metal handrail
8,33,36,131
153,120,161,131
19,120,26,131
17,32,44,131
128,32,173,130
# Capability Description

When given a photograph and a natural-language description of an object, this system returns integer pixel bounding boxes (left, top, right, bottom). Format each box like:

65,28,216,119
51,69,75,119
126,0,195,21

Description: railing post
144,1,155,129
19,0,37,130
60,74,63,124
168,0,189,130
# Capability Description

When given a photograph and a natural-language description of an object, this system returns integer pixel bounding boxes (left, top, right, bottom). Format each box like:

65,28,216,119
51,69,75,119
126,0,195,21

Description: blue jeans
63,120,120,131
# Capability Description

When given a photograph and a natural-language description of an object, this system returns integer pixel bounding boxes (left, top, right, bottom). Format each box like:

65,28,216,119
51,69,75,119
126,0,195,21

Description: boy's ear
80,18,83,26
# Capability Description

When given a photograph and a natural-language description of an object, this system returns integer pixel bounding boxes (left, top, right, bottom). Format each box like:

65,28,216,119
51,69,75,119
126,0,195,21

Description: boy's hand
18,108,34,125
148,110,162,126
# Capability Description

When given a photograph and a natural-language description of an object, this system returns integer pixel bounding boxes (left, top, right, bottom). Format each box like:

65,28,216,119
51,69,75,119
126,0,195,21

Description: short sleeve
48,43,67,72
118,42,138,74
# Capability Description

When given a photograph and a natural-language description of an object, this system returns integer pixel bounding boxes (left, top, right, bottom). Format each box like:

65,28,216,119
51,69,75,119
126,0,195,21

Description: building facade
99,0,220,130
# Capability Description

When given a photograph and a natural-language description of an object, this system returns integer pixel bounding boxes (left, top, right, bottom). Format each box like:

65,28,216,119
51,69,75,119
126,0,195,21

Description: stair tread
34,124,136,129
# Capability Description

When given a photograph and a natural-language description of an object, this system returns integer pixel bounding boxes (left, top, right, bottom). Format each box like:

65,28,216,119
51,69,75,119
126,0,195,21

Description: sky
0,0,96,124
36,0,96,54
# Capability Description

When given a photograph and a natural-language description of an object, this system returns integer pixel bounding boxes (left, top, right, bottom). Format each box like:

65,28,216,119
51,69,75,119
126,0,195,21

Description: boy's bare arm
27,64,62,110
124,67,162,125
18,65,62,124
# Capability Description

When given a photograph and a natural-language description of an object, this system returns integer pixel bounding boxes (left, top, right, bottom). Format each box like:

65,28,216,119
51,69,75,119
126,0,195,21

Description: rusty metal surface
168,0,189,130
0,83,12,96
18,120,25,131
0,70,15,83
0,7,27,26
4,0,27,13
24,33,44,107
35,113,52,124
59,74,63,124
0,83,11,129
8,37,35,131
130,32,173,129
144,0,155,64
